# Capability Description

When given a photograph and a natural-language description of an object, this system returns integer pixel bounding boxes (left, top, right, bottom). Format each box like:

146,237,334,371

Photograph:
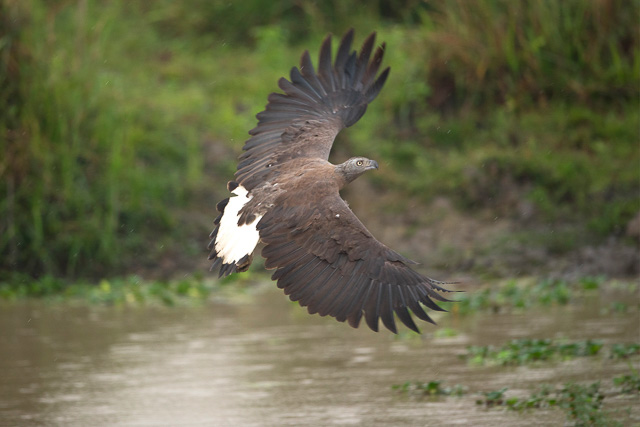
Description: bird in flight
208,29,454,333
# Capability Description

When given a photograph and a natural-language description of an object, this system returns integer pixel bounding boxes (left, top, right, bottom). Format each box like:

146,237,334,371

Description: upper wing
236,29,390,190
256,193,455,334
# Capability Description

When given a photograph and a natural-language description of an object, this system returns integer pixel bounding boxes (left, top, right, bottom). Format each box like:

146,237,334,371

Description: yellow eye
356,160,363,166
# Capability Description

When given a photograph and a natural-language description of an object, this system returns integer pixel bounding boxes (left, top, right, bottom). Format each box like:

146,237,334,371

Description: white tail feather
215,185,262,264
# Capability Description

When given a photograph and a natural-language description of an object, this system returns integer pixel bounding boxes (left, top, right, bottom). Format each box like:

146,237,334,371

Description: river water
1,284,638,426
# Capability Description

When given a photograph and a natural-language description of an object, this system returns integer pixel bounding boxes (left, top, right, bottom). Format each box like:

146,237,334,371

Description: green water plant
392,380,467,397
465,339,605,366
613,371,640,394
609,343,640,359
477,382,614,425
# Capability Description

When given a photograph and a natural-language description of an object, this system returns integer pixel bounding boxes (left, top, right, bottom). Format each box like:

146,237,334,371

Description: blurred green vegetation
440,276,640,315
1,0,638,279
0,270,259,305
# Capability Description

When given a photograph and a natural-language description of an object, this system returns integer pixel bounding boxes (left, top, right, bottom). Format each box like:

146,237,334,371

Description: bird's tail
208,181,261,277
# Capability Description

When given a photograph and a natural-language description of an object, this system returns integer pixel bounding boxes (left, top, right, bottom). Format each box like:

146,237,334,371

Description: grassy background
0,0,638,280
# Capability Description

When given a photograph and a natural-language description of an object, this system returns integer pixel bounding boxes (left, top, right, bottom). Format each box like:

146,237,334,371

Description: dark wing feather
257,193,455,334
236,29,390,191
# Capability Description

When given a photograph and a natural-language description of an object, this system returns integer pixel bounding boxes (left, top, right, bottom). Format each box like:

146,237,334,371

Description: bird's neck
334,163,360,189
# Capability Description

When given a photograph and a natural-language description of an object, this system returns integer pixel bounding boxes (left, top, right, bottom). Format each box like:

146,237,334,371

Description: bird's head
336,156,379,186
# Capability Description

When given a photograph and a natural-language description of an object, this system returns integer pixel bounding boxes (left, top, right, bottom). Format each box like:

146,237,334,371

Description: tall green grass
420,0,639,111
1,1,210,277
1,0,638,279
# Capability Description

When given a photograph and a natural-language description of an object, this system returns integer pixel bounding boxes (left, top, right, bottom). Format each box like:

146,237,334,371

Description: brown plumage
208,29,455,333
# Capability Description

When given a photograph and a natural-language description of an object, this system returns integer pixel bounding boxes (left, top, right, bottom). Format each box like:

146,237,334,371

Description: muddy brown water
1,284,638,426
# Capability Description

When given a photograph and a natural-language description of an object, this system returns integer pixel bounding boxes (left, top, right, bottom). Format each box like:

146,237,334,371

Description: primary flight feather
208,29,454,333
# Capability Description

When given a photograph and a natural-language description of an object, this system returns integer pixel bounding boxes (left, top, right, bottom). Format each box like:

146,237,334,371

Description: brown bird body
208,29,454,333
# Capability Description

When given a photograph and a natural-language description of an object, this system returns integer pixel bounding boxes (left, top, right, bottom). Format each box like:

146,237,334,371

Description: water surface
1,284,638,426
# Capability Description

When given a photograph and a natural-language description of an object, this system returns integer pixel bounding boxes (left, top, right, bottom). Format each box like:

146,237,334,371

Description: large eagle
208,29,454,333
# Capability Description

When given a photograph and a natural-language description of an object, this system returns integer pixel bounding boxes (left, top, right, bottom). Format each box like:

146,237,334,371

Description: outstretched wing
236,29,390,190
256,192,455,334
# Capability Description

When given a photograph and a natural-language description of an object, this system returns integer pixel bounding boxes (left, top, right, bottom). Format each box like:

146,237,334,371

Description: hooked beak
368,160,379,170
